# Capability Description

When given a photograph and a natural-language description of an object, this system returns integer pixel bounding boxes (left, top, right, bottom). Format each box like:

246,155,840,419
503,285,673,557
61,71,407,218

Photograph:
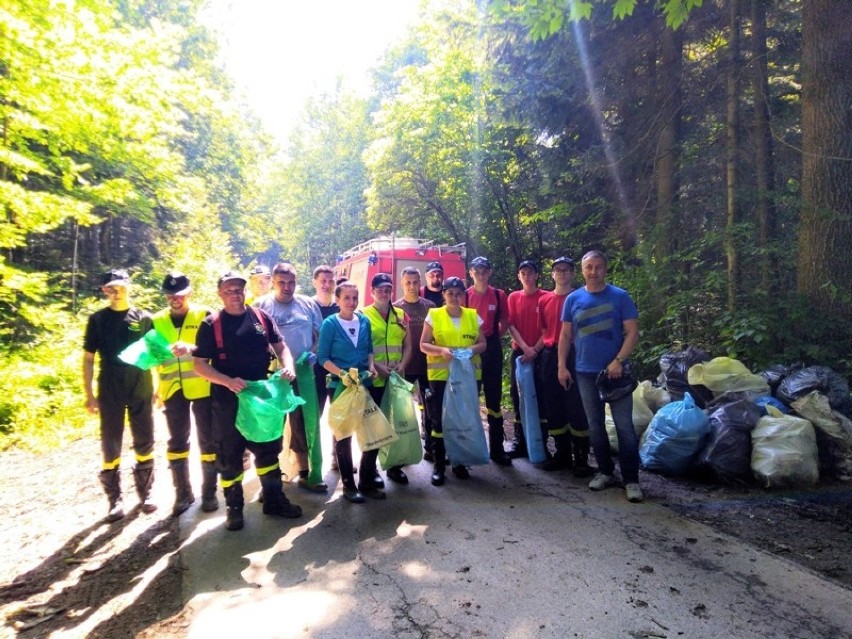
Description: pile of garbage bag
622,349,851,487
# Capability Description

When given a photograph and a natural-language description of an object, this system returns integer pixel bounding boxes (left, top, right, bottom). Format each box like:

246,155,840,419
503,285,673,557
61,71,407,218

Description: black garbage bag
658,346,713,408
696,399,762,482
776,365,850,410
761,362,806,394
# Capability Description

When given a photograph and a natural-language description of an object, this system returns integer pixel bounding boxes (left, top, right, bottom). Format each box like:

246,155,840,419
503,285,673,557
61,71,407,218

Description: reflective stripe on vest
425,307,481,381
363,305,407,388
152,306,211,401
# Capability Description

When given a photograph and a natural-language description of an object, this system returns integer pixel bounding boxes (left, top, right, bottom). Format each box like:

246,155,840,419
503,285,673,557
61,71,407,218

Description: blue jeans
575,372,640,483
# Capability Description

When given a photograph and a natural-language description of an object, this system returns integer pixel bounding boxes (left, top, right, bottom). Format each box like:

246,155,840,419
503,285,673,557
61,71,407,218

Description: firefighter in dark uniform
83,269,157,522
153,272,218,516
193,271,302,531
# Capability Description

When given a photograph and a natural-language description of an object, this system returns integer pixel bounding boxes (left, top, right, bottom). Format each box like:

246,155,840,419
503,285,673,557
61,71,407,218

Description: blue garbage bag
640,392,710,475
515,358,547,463
442,357,489,466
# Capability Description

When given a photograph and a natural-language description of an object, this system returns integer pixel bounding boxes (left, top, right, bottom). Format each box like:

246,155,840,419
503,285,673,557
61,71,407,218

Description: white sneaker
625,483,644,503
588,473,615,491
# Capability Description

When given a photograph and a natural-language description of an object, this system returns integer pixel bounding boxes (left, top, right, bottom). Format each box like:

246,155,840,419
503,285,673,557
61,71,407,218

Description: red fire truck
333,237,467,306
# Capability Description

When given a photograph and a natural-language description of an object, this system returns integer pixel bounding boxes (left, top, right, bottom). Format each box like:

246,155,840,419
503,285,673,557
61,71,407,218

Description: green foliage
0,306,97,451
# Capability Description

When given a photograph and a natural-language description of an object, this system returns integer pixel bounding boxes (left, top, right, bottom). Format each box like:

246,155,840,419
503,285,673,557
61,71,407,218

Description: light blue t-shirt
254,294,322,358
561,284,638,373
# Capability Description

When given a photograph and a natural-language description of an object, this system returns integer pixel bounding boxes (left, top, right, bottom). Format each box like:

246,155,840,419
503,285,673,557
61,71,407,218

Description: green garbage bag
118,329,174,370
379,372,423,470
295,352,323,485
236,370,306,443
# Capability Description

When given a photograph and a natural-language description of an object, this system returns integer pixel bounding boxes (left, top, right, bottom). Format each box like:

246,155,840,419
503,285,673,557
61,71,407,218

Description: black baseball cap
442,276,466,291
371,272,394,289
518,260,538,273
101,269,130,287
552,256,575,269
161,272,191,296
425,261,443,274
469,256,491,269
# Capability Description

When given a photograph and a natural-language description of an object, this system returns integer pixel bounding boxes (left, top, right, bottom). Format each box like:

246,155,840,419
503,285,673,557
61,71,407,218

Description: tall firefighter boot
572,434,594,478
170,458,195,517
99,468,125,523
200,461,219,512
507,422,527,459
431,437,446,486
133,463,158,514
542,432,573,471
259,468,302,519
223,482,244,531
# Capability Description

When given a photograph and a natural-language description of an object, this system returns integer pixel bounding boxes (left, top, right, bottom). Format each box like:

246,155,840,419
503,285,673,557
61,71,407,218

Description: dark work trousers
538,346,590,456
163,391,214,460
331,384,381,491
212,389,282,483
479,336,506,450
98,366,154,467
314,362,331,417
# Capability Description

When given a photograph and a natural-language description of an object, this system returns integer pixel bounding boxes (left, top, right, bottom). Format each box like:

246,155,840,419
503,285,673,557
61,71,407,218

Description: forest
1,0,850,447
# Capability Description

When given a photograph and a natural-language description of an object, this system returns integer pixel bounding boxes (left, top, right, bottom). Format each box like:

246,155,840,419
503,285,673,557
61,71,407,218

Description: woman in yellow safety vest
419,276,486,486
361,273,412,485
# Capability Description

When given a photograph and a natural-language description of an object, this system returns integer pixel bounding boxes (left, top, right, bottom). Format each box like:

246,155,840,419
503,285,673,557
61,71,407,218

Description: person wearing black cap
465,256,512,466
246,264,272,305
83,269,156,522
422,262,444,307
193,271,302,530
363,272,412,485
152,272,218,516
537,257,592,475
420,276,487,485
506,260,547,460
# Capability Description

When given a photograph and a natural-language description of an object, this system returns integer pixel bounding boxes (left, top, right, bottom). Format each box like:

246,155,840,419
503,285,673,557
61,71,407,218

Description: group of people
81,250,643,532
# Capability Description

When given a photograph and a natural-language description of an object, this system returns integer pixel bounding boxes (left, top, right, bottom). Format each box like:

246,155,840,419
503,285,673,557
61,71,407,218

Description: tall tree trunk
655,22,683,263
798,0,852,317
725,0,742,313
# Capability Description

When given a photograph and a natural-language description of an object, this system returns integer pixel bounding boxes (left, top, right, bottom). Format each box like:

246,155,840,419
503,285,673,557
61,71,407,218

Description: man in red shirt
507,261,547,459
537,257,592,475
465,256,512,466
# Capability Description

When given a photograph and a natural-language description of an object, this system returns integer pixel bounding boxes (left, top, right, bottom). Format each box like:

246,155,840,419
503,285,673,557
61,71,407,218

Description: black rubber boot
488,421,512,466
431,438,446,486
170,459,196,517
572,436,594,478
99,469,125,522
200,461,219,512
259,468,302,519
133,464,157,514
542,433,573,471
223,483,244,531
508,423,528,459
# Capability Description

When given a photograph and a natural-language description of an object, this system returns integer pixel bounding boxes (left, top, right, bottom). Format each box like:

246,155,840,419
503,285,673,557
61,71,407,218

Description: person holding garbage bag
362,273,413,485
420,276,488,486
557,251,642,503
152,272,218,516
317,280,385,503
193,271,302,531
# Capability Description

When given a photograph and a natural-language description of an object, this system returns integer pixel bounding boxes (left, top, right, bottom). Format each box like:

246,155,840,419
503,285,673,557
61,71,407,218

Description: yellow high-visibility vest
362,304,407,388
152,306,211,400
425,307,481,381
